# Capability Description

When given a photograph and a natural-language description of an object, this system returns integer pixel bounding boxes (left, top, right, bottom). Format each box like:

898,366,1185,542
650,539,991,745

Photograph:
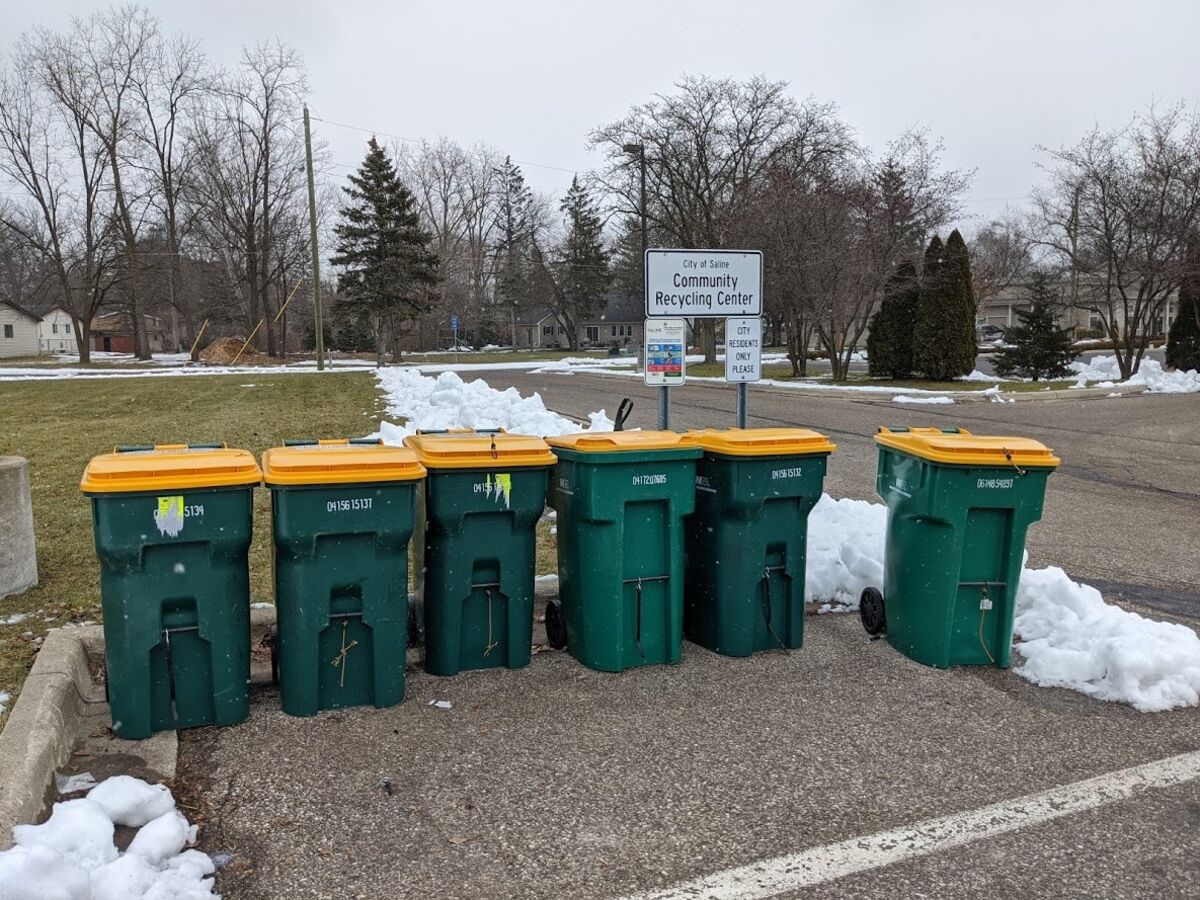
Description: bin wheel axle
859,587,887,637
545,599,568,651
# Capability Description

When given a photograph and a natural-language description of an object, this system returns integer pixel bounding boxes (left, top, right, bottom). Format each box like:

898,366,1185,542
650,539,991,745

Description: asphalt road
183,374,1200,900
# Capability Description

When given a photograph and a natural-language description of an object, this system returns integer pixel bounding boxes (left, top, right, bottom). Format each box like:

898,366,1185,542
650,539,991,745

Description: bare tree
0,43,118,362
1033,106,1200,378
132,29,210,352
968,211,1033,306
591,76,848,362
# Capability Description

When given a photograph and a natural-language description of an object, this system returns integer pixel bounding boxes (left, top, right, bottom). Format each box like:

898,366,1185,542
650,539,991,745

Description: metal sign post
725,316,762,428
643,318,686,429
451,313,459,364
644,249,763,431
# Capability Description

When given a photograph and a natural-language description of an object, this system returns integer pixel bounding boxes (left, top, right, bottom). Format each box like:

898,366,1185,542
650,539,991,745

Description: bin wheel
407,596,423,648
545,600,568,651
859,587,887,636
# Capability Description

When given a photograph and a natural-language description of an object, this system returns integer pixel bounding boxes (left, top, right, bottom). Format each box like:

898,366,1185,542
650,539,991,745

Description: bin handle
613,398,633,432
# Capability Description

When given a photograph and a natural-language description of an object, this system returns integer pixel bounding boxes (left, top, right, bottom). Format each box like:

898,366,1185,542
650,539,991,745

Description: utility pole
624,141,666,428
303,105,326,371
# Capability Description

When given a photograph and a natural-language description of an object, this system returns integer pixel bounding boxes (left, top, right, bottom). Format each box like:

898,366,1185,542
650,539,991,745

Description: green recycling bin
262,439,426,716
685,428,837,656
405,431,554,677
860,426,1060,668
81,444,261,739
544,431,702,672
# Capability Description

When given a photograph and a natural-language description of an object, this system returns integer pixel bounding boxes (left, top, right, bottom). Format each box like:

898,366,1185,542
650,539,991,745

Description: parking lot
183,374,1200,900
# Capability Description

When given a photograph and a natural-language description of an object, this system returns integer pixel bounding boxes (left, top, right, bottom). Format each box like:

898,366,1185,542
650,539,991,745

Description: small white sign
644,318,687,386
724,316,762,383
645,249,763,318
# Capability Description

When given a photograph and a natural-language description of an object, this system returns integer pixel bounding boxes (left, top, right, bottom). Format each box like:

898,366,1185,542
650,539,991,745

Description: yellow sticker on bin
686,427,836,457
81,447,262,494
262,441,426,486
874,427,1060,468
404,432,555,469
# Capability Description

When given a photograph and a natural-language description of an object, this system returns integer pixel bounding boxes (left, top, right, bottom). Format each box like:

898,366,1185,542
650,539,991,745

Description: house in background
31,303,80,355
89,312,167,353
513,291,644,350
977,280,1179,339
0,298,42,358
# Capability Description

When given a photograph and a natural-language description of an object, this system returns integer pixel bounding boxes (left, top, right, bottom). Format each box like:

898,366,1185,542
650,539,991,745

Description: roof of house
90,311,166,335
26,300,74,320
0,297,42,322
587,290,641,323
514,306,558,327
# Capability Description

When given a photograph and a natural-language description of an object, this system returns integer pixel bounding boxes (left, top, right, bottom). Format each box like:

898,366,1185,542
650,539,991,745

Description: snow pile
1012,567,1200,713
980,385,1015,404
804,495,887,611
0,691,9,716
374,367,612,440
893,395,954,405
805,494,1200,712
959,370,1007,383
1070,355,1200,393
0,775,218,898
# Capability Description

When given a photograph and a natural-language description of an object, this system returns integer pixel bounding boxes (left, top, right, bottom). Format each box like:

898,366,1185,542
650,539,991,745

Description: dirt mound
198,336,269,365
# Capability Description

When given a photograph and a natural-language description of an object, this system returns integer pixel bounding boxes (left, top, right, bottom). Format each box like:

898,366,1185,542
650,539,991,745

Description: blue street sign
451,314,459,331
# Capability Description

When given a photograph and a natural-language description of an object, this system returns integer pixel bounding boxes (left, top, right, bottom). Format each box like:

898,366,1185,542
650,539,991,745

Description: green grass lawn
0,371,386,719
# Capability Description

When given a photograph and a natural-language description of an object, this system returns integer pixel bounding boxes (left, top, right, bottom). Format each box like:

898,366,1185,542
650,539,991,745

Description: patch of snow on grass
805,494,1200,712
1070,355,1199,393
0,776,217,898
374,368,612,440
0,691,9,716
0,613,28,626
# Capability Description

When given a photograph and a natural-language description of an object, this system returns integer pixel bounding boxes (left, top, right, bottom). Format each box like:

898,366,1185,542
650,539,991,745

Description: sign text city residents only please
645,249,763,318
725,317,762,383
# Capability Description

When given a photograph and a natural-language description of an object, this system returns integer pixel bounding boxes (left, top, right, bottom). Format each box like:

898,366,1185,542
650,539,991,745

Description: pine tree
943,229,979,374
494,156,533,341
992,273,1079,380
913,232,976,380
1166,253,1200,372
331,138,438,365
550,176,610,348
867,260,919,378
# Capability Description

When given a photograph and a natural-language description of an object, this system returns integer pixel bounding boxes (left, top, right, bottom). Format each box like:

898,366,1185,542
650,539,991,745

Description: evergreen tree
867,260,919,378
992,273,1079,380
493,156,533,340
331,138,438,365
1166,253,1200,371
550,176,610,348
913,232,976,380
943,229,979,373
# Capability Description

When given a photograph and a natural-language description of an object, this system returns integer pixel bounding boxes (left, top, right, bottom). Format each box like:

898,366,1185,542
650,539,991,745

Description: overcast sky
3,0,1199,230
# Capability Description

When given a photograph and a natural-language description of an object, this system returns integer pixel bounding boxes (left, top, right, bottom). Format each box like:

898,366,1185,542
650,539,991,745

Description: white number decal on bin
327,497,374,513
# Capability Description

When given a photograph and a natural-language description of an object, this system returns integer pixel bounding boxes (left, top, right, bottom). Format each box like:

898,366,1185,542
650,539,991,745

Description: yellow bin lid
687,427,837,457
874,427,1060,468
405,431,555,469
81,444,262,494
545,431,698,452
262,440,425,486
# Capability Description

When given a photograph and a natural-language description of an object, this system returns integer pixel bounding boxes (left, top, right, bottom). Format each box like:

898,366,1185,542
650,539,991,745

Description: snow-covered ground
373,367,1200,713
0,775,218,899
804,495,1200,713
893,395,954,404
1070,355,1200,393
373,367,612,441
0,361,376,381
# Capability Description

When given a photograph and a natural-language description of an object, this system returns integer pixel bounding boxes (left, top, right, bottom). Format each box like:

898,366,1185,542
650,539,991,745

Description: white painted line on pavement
616,750,1200,900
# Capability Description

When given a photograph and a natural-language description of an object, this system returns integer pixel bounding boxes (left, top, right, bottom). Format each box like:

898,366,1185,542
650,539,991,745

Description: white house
34,304,79,355
0,299,41,359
